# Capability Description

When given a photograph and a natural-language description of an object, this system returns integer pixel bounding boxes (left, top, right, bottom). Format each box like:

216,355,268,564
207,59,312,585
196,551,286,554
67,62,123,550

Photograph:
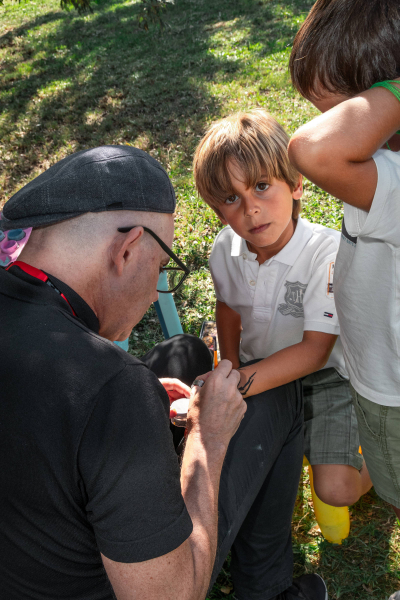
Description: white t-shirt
209,217,347,377
334,149,400,407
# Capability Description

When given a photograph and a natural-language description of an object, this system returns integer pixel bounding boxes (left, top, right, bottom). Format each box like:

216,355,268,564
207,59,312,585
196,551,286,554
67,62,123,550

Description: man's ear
110,227,144,276
292,174,303,200
214,207,228,225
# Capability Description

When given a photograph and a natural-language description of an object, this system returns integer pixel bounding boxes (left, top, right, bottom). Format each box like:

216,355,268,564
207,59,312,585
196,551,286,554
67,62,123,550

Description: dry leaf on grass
220,585,233,594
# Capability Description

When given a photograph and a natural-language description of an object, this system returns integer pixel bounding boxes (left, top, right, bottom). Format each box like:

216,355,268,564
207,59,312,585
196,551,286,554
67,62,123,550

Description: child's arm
216,300,242,370
288,84,400,211
237,331,337,398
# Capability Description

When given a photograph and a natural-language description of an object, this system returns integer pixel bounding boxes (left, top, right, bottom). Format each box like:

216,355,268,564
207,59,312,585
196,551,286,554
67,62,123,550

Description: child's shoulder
303,218,341,247
209,225,243,266
213,224,235,243
211,225,237,252
299,219,341,268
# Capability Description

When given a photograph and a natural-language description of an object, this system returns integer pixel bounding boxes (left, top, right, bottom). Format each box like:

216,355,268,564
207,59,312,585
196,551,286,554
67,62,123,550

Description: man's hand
159,378,191,404
103,361,247,600
186,360,247,447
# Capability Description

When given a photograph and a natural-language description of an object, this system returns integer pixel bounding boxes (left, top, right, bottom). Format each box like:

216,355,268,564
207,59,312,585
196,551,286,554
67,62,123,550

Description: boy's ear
214,206,228,225
292,174,303,200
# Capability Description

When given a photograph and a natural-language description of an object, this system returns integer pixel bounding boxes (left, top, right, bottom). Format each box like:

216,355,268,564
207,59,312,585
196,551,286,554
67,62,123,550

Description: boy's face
216,160,303,262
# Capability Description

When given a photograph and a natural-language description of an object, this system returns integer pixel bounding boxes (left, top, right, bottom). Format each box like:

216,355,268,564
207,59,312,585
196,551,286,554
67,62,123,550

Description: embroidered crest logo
278,280,308,318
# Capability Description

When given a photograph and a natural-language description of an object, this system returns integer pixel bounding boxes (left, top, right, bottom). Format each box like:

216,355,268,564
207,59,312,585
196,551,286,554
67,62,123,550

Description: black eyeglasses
117,225,190,293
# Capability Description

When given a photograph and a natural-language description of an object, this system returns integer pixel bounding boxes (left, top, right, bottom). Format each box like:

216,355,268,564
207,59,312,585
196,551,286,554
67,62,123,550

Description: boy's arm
216,300,242,370
288,83,400,211
237,330,336,398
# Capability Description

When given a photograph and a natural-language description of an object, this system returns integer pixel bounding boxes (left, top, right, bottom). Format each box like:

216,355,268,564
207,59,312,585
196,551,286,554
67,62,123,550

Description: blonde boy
194,109,371,506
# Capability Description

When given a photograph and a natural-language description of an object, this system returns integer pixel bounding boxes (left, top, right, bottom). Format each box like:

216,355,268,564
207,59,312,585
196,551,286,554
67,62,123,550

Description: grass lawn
1,0,399,597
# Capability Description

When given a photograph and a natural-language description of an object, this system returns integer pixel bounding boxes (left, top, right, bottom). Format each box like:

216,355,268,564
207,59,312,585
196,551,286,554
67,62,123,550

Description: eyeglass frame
117,225,190,293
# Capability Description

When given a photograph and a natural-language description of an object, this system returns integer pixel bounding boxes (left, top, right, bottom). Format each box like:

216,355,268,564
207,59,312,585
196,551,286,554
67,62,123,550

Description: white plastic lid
170,397,190,416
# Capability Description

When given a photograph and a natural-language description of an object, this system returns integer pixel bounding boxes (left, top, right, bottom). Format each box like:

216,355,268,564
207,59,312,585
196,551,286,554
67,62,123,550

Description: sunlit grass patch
2,0,399,597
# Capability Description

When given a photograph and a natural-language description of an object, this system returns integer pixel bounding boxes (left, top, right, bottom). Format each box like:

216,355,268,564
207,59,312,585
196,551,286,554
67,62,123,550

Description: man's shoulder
64,325,147,383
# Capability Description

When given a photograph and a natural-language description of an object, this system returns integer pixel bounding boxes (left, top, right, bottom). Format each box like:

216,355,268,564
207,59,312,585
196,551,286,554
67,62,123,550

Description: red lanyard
6,260,76,317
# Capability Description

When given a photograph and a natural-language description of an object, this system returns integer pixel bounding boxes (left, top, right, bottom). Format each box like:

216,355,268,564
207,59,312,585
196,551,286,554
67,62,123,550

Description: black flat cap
0,146,176,230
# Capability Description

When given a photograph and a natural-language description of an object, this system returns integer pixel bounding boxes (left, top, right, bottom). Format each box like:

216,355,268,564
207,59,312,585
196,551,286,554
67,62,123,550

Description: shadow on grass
0,0,313,205
0,10,65,47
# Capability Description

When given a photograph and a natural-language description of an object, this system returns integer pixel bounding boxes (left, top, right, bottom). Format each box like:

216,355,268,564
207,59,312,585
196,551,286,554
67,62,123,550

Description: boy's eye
255,182,269,192
225,194,239,205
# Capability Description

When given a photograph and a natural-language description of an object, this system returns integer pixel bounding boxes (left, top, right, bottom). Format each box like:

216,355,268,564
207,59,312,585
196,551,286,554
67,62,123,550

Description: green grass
1,0,399,597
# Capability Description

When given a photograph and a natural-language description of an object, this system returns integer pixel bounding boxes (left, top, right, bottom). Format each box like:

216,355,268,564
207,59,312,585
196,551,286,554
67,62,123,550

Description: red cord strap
7,260,76,316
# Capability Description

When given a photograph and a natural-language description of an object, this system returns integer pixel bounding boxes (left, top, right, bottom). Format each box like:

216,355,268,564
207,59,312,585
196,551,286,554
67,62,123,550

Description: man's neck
18,252,98,315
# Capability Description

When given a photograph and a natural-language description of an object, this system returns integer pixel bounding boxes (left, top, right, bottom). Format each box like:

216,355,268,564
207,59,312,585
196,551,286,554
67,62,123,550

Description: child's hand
159,378,191,404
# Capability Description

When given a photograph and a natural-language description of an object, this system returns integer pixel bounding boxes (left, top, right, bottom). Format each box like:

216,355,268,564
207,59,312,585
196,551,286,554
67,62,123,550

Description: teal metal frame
115,271,182,351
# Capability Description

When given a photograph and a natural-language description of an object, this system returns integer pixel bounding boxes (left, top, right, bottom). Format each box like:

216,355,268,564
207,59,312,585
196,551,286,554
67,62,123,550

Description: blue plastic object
7,229,26,241
114,339,129,351
153,271,183,339
114,271,183,353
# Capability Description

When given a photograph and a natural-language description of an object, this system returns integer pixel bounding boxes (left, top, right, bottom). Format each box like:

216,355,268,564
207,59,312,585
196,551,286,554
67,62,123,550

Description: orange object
214,350,218,368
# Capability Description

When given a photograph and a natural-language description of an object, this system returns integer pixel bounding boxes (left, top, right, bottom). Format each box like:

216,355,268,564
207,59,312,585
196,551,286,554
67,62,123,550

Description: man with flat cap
0,146,306,600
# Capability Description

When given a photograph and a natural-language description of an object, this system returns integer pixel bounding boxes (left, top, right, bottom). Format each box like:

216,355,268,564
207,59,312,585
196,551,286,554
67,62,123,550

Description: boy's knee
312,465,362,507
314,484,359,507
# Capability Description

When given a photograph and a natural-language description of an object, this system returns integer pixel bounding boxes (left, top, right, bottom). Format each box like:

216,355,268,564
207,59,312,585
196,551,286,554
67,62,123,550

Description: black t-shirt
0,265,193,599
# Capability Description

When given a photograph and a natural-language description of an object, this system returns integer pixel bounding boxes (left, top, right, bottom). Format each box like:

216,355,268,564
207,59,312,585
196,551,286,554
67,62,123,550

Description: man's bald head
19,210,175,341
21,209,172,270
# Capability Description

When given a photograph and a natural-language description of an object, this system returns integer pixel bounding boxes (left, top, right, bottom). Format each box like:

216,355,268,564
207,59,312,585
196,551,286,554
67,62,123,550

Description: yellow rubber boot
303,457,350,544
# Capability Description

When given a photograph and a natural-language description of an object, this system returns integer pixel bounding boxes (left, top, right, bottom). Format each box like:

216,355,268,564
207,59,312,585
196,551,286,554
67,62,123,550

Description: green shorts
350,385,400,509
302,368,363,470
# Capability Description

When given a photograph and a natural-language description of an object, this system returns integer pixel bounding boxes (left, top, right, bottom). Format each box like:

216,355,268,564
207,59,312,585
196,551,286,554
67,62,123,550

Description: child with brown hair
288,4,400,598
193,108,371,600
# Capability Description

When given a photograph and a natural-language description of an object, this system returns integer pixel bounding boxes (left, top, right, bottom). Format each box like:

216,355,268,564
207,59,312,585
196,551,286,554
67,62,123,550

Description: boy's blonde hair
193,109,301,219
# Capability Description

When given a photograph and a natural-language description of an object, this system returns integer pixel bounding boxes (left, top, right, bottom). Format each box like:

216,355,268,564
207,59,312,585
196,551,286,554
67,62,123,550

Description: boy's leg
312,462,371,507
211,377,304,600
350,385,400,515
142,344,310,597
303,368,369,506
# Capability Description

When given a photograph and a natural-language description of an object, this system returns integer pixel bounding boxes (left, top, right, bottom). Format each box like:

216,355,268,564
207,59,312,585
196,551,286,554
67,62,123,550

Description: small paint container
170,397,190,428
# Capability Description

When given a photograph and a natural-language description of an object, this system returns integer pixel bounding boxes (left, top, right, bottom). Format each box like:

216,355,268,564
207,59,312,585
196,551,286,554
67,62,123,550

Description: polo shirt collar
230,230,246,257
2,265,99,333
230,217,313,266
47,273,99,333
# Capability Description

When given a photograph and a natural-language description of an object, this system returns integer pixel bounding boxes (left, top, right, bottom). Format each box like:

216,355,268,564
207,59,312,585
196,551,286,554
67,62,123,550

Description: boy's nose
244,197,260,216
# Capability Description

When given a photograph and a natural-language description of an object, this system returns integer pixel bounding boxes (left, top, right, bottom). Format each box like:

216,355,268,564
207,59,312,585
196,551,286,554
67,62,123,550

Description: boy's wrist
237,366,258,397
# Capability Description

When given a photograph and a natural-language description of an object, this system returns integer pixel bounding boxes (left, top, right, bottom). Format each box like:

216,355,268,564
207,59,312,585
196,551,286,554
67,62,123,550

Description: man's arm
288,83,400,211
237,331,337,398
102,361,246,600
216,299,242,369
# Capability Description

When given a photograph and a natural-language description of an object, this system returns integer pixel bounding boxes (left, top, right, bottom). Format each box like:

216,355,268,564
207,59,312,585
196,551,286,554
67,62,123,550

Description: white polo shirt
209,217,347,377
